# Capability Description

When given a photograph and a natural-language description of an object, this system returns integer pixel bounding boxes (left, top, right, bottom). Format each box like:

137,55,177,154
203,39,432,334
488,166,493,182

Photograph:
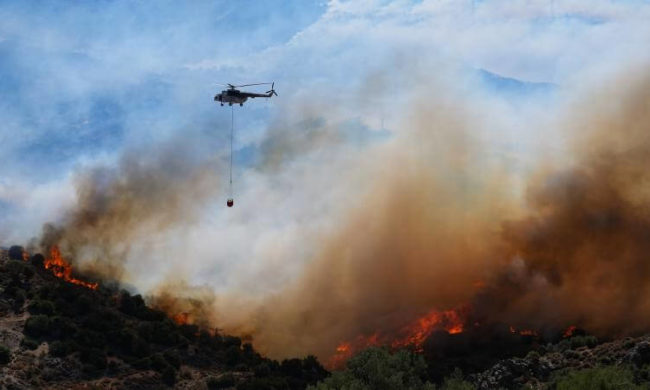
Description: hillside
0,247,328,389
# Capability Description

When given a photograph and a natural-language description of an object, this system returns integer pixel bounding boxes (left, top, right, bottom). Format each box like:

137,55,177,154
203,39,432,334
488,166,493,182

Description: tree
8,246,24,261
308,347,435,390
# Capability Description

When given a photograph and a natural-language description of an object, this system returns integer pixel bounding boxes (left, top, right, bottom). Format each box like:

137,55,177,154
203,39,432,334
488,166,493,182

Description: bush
151,353,169,372
163,350,181,369
440,369,475,390
8,246,25,261
0,345,11,364
569,335,598,349
24,315,50,337
28,300,56,316
80,348,107,370
30,253,45,267
49,340,76,357
49,316,78,338
161,365,177,386
13,288,26,309
21,338,39,350
308,347,435,390
207,374,236,389
555,366,648,390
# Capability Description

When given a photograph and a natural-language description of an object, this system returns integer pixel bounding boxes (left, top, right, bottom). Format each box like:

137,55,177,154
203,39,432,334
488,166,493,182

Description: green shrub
151,353,169,372
24,315,50,337
308,347,435,390
525,350,540,361
440,369,475,390
49,340,76,357
569,335,598,349
207,374,236,389
21,338,39,350
555,366,649,390
8,246,25,261
30,253,45,268
161,365,177,386
13,288,26,309
49,316,77,338
163,350,181,369
80,348,107,370
28,300,56,316
0,345,11,364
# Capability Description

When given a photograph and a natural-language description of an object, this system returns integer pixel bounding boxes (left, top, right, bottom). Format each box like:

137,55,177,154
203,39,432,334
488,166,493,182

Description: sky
1,0,650,324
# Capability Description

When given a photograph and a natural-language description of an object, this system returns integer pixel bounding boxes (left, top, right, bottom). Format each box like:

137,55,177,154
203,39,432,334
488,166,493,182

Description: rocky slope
0,247,327,389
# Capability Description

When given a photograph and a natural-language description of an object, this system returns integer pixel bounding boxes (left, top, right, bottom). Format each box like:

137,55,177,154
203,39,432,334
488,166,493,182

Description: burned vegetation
0,246,327,389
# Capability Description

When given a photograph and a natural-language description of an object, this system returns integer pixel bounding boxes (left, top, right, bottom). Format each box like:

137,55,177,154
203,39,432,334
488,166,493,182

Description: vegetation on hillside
0,249,328,389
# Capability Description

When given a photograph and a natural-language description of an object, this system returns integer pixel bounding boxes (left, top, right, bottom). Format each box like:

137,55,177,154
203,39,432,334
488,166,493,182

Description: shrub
555,366,648,390
24,315,50,337
151,353,169,372
28,300,56,316
525,350,540,361
569,335,598,349
49,340,76,357
30,253,45,268
13,288,26,309
21,338,39,350
161,365,177,386
308,347,435,390
163,350,181,369
440,370,475,390
80,348,107,370
207,374,236,389
8,246,25,261
0,345,11,364
49,316,77,338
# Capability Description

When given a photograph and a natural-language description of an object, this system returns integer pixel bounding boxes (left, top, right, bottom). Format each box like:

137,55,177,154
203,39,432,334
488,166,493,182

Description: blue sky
1,0,650,292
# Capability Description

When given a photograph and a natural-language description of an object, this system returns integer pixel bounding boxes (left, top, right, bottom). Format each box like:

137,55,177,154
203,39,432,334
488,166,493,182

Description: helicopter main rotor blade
233,82,273,88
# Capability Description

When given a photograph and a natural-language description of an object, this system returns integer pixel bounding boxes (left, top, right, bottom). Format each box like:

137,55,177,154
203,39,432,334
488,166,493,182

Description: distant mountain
478,69,556,97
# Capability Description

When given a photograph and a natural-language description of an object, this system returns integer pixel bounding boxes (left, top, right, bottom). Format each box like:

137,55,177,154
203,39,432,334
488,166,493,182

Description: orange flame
509,325,538,337
45,246,98,290
563,325,577,338
172,312,190,325
327,307,467,369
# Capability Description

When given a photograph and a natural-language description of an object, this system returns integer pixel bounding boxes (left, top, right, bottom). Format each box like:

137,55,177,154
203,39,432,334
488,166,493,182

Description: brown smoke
481,69,650,335
39,136,220,281
217,67,650,361
32,64,650,365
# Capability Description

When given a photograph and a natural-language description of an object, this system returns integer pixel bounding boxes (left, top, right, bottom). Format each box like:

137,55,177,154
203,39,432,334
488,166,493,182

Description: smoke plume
38,136,220,282
33,65,650,365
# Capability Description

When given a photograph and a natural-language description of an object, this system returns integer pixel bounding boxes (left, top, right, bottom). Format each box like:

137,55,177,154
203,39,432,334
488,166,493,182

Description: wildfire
45,246,98,290
391,308,465,350
509,325,538,337
327,307,467,369
563,325,577,338
172,312,190,325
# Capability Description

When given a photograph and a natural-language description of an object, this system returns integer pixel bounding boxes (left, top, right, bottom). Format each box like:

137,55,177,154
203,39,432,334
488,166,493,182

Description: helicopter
214,82,277,106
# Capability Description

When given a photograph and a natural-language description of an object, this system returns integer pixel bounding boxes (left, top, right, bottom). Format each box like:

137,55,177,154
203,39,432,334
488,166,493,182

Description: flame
172,312,190,325
44,246,98,290
327,307,466,369
563,325,577,338
391,308,466,350
509,325,538,337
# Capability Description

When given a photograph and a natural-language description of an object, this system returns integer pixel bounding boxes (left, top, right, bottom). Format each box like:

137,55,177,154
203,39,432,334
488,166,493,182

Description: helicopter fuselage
214,89,274,106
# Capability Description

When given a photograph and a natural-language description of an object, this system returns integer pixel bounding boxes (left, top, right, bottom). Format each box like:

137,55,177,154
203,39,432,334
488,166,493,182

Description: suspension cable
230,105,234,198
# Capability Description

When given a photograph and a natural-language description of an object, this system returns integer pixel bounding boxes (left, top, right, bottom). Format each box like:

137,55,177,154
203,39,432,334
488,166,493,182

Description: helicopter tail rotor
266,82,278,96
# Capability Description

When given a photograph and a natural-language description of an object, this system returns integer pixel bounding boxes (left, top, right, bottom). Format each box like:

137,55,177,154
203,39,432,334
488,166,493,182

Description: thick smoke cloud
209,68,650,361
481,70,650,335
31,63,650,365
38,136,220,281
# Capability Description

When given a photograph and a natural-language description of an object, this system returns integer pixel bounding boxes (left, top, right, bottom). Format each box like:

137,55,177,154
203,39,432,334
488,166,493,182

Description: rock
625,341,650,367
